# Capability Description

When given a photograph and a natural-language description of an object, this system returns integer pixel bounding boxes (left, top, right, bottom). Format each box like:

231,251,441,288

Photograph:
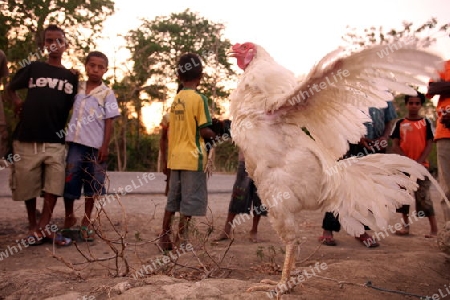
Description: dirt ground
0,173,449,300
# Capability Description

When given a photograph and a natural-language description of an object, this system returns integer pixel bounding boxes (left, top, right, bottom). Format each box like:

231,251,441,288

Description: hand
360,136,388,153
13,99,23,118
98,146,108,163
162,162,168,175
359,137,372,149
204,148,215,178
375,136,389,149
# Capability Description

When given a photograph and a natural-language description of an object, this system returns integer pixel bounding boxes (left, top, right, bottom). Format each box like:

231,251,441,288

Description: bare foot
425,233,437,238
27,227,38,237
158,233,173,251
249,231,258,243
64,216,77,229
395,227,409,236
213,231,230,242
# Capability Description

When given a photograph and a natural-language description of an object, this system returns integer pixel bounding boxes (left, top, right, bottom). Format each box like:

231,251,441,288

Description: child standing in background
63,51,120,241
158,53,217,251
7,25,78,246
391,92,438,238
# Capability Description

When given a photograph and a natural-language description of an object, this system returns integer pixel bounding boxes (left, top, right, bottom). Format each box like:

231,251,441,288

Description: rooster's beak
228,44,241,57
227,48,237,58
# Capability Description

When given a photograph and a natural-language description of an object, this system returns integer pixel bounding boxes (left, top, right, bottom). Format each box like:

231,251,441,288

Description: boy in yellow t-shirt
159,53,217,251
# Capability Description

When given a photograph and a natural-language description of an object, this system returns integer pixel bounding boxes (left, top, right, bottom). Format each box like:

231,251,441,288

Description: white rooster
228,42,450,294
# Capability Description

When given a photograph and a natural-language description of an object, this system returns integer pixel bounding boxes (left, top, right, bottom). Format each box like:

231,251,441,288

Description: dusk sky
96,0,450,130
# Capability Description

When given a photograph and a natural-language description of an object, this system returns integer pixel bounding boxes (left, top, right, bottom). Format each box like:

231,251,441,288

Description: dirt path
0,172,449,300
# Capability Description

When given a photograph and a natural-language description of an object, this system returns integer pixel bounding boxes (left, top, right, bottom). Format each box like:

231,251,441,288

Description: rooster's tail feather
322,153,449,237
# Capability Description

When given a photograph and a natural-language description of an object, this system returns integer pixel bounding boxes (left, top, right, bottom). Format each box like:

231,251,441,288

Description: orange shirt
391,118,434,168
439,60,450,81
434,60,450,140
435,98,450,140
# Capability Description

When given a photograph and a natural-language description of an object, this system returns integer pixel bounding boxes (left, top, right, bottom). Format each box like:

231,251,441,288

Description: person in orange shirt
427,60,450,222
391,92,438,237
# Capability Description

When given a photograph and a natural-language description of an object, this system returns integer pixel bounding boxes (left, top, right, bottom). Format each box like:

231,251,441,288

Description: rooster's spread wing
268,44,443,161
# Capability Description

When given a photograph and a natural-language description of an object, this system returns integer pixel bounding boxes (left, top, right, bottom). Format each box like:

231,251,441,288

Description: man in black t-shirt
6,25,78,246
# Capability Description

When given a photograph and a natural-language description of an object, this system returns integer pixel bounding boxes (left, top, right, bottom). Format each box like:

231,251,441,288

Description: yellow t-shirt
167,89,212,171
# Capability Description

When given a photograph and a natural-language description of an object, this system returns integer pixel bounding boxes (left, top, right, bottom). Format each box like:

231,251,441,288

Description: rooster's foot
247,278,301,296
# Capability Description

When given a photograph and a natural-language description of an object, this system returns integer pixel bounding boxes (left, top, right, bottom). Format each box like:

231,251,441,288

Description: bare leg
441,199,450,223
224,213,237,235
437,140,450,222
38,193,58,238
396,213,410,235
322,230,333,237
249,214,261,242
214,212,236,241
63,198,77,229
176,214,191,245
82,196,95,226
159,210,175,251
319,229,337,246
25,198,37,235
425,216,438,238
78,196,96,241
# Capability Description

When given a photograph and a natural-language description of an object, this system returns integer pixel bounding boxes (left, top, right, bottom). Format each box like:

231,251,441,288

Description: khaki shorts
10,141,66,201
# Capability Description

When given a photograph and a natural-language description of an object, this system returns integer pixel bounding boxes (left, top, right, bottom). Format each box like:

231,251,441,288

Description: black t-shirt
9,61,78,143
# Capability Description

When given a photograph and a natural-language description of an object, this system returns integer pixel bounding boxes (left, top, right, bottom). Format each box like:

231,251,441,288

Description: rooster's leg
247,242,298,295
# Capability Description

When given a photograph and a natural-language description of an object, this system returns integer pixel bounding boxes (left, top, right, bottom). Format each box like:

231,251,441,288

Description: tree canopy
125,9,236,114
342,18,449,50
0,0,115,70
342,18,450,119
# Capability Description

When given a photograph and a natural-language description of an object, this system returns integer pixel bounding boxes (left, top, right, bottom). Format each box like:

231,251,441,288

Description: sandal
25,234,45,246
356,234,379,248
46,233,72,247
318,236,337,246
60,227,82,241
80,226,95,242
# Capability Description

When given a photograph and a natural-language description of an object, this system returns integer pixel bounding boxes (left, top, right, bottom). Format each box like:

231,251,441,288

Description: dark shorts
228,161,267,216
323,142,384,232
396,177,435,217
166,170,208,216
64,142,106,200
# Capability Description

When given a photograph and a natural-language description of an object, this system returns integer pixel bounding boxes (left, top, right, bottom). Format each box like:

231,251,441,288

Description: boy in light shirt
63,51,120,241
